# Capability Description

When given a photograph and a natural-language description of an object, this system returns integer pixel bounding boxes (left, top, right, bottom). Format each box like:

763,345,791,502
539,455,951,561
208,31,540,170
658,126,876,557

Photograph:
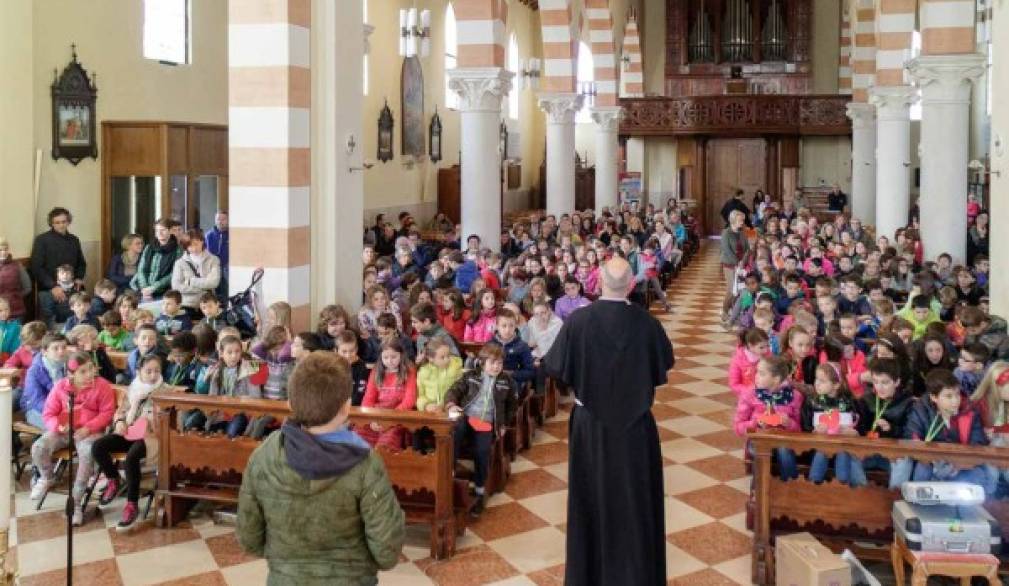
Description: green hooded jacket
237,423,406,585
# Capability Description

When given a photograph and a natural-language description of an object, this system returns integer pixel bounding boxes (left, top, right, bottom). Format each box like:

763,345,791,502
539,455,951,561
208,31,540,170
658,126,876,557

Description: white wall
801,136,852,191
989,1,1008,316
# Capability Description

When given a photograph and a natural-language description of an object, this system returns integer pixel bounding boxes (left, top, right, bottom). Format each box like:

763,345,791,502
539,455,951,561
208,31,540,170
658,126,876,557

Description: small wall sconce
517,58,541,91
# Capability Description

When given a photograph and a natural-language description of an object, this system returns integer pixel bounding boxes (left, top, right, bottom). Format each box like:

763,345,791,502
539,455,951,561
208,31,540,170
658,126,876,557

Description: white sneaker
72,500,84,526
30,477,52,501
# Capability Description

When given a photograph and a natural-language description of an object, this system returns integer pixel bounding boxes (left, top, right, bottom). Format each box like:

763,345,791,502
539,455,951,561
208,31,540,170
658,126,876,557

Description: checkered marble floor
10,243,757,585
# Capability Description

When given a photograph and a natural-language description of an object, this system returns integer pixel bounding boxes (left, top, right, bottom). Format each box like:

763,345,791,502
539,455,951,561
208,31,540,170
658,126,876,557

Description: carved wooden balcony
618,95,851,137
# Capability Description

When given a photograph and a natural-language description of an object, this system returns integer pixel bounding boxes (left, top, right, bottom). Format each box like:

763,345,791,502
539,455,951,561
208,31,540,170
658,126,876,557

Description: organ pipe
762,0,787,61
688,0,714,62
721,0,753,62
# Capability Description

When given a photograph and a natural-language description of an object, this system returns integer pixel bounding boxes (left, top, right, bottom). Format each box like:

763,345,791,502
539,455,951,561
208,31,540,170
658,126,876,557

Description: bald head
601,257,633,298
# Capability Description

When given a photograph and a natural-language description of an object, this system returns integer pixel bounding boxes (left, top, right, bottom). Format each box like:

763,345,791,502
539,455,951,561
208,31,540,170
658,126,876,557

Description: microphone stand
64,388,75,586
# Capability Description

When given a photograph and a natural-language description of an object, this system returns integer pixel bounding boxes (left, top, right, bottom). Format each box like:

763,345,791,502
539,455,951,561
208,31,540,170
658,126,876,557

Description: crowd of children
724,196,1008,494
1,201,699,525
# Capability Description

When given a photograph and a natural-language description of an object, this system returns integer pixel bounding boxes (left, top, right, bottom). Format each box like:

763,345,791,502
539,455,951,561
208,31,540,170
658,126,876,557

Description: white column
846,102,877,226
311,0,364,311
539,93,584,217
908,54,986,264
991,0,1009,317
591,106,623,213
869,86,917,241
449,68,513,252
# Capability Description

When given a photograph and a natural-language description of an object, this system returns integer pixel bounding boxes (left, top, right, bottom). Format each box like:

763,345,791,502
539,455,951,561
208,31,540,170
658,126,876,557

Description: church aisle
9,243,754,585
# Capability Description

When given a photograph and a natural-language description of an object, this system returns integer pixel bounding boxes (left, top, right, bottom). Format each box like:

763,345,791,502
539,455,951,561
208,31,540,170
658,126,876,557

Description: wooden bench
152,392,469,559
748,431,1009,585
107,350,128,372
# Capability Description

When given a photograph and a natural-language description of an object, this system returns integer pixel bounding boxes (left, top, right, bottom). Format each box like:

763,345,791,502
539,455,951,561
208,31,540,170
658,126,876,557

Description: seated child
802,363,860,485
961,305,1009,361
898,294,941,341
728,273,774,327
90,279,119,320
236,352,405,584
904,368,992,493
820,334,868,398
191,323,219,366
335,330,368,406
155,290,193,335
164,332,203,391
315,304,352,351
488,309,535,393
4,320,46,371
438,290,470,341
752,308,779,355
410,302,460,362
91,354,164,531
21,333,69,428
30,351,116,526
43,264,82,327
199,292,228,333
781,325,817,390
125,325,164,383
0,298,20,363
729,328,770,397
854,358,915,488
636,241,672,313
363,314,415,364
62,292,99,334
291,332,322,362
554,277,593,320
464,289,498,343
359,339,417,451
416,339,463,413
737,292,775,332
190,335,269,435
445,344,518,515
837,275,873,323
970,362,1009,487
66,324,117,382
97,311,131,351
954,341,989,400
251,326,295,401
733,355,803,480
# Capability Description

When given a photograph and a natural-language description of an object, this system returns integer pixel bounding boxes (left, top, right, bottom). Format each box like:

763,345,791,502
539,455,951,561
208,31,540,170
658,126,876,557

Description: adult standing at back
173,228,221,319
205,210,229,300
720,209,750,320
30,207,87,326
130,217,182,300
543,257,674,586
719,189,752,228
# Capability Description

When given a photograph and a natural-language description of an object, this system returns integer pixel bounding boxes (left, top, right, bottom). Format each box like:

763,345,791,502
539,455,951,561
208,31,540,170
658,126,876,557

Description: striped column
839,1,852,95
587,0,622,212
852,0,876,103
621,14,643,97
538,0,581,216
875,0,915,87
228,0,311,330
910,0,983,262
451,0,511,250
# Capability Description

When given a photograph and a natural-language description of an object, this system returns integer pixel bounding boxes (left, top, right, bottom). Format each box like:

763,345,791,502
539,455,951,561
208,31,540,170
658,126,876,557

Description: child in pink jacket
464,289,499,343
819,334,868,398
729,328,771,396
30,351,116,524
734,355,803,480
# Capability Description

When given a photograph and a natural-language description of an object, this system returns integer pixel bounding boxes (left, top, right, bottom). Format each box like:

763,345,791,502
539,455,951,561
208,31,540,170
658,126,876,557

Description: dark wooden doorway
705,138,766,235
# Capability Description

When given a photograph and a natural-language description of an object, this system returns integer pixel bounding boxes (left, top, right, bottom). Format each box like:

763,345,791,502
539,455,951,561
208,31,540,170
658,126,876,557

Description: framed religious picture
401,56,425,158
378,100,394,163
51,45,98,165
429,108,442,163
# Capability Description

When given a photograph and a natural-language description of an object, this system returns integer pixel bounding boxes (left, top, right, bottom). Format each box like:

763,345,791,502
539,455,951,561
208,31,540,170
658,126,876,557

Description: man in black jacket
719,189,752,228
31,207,86,326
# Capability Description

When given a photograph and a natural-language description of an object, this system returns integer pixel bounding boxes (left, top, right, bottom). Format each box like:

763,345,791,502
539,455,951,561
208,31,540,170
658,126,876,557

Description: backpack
224,268,264,339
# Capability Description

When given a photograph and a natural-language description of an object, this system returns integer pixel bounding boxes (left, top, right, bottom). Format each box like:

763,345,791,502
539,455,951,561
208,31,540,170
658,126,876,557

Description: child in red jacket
729,328,771,397
360,338,417,451
30,350,116,524
734,355,803,480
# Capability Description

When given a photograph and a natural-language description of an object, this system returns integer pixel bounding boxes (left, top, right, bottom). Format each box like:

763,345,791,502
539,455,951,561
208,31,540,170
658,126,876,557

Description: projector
900,482,985,507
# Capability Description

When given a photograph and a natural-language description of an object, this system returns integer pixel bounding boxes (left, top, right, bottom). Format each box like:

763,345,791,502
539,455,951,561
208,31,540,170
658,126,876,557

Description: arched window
576,41,594,123
445,3,459,110
507,34,519,120
910,30,922,121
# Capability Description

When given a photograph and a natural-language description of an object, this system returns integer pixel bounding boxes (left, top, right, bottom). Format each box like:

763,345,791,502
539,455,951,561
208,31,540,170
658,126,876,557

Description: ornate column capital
845,102,876,129
590,106,624,132
538,93,584,125
868,85,918,122
447,68,514,113
906,53,986,105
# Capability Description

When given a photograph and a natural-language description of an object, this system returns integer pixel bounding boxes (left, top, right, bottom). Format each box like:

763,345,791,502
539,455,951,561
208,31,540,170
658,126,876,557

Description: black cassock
544,299,675,586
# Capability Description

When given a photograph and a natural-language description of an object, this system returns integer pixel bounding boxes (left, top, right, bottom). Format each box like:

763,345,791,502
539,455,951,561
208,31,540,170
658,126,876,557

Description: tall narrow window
910,31,922,121
143,0,190,64
576,41,594,123
363,0,370,95
445,3,459,110
508,34,520,120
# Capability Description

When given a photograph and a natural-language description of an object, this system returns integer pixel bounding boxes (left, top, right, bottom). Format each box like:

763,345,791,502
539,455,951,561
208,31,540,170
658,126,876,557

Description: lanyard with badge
867,395,891,439
924,413,947,443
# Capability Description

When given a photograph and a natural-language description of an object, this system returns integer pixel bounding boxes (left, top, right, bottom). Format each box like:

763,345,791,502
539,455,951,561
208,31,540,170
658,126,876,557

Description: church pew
0,367,22,388
747,431,1009,586
457,341,535,457
151,392,469,559
107,350,128,372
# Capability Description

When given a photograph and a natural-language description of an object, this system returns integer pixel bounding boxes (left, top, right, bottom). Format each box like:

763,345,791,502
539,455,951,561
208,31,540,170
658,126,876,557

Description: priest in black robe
544,256,675,586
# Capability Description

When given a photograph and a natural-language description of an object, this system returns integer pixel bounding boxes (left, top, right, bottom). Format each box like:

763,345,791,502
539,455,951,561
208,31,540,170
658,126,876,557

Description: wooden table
891,534,999,586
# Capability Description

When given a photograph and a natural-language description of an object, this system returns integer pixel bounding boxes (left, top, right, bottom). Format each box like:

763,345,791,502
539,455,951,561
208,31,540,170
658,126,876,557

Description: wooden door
705,138,766,235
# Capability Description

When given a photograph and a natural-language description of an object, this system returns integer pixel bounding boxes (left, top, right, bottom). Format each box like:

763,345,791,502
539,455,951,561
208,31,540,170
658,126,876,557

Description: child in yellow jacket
416,338,463,413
